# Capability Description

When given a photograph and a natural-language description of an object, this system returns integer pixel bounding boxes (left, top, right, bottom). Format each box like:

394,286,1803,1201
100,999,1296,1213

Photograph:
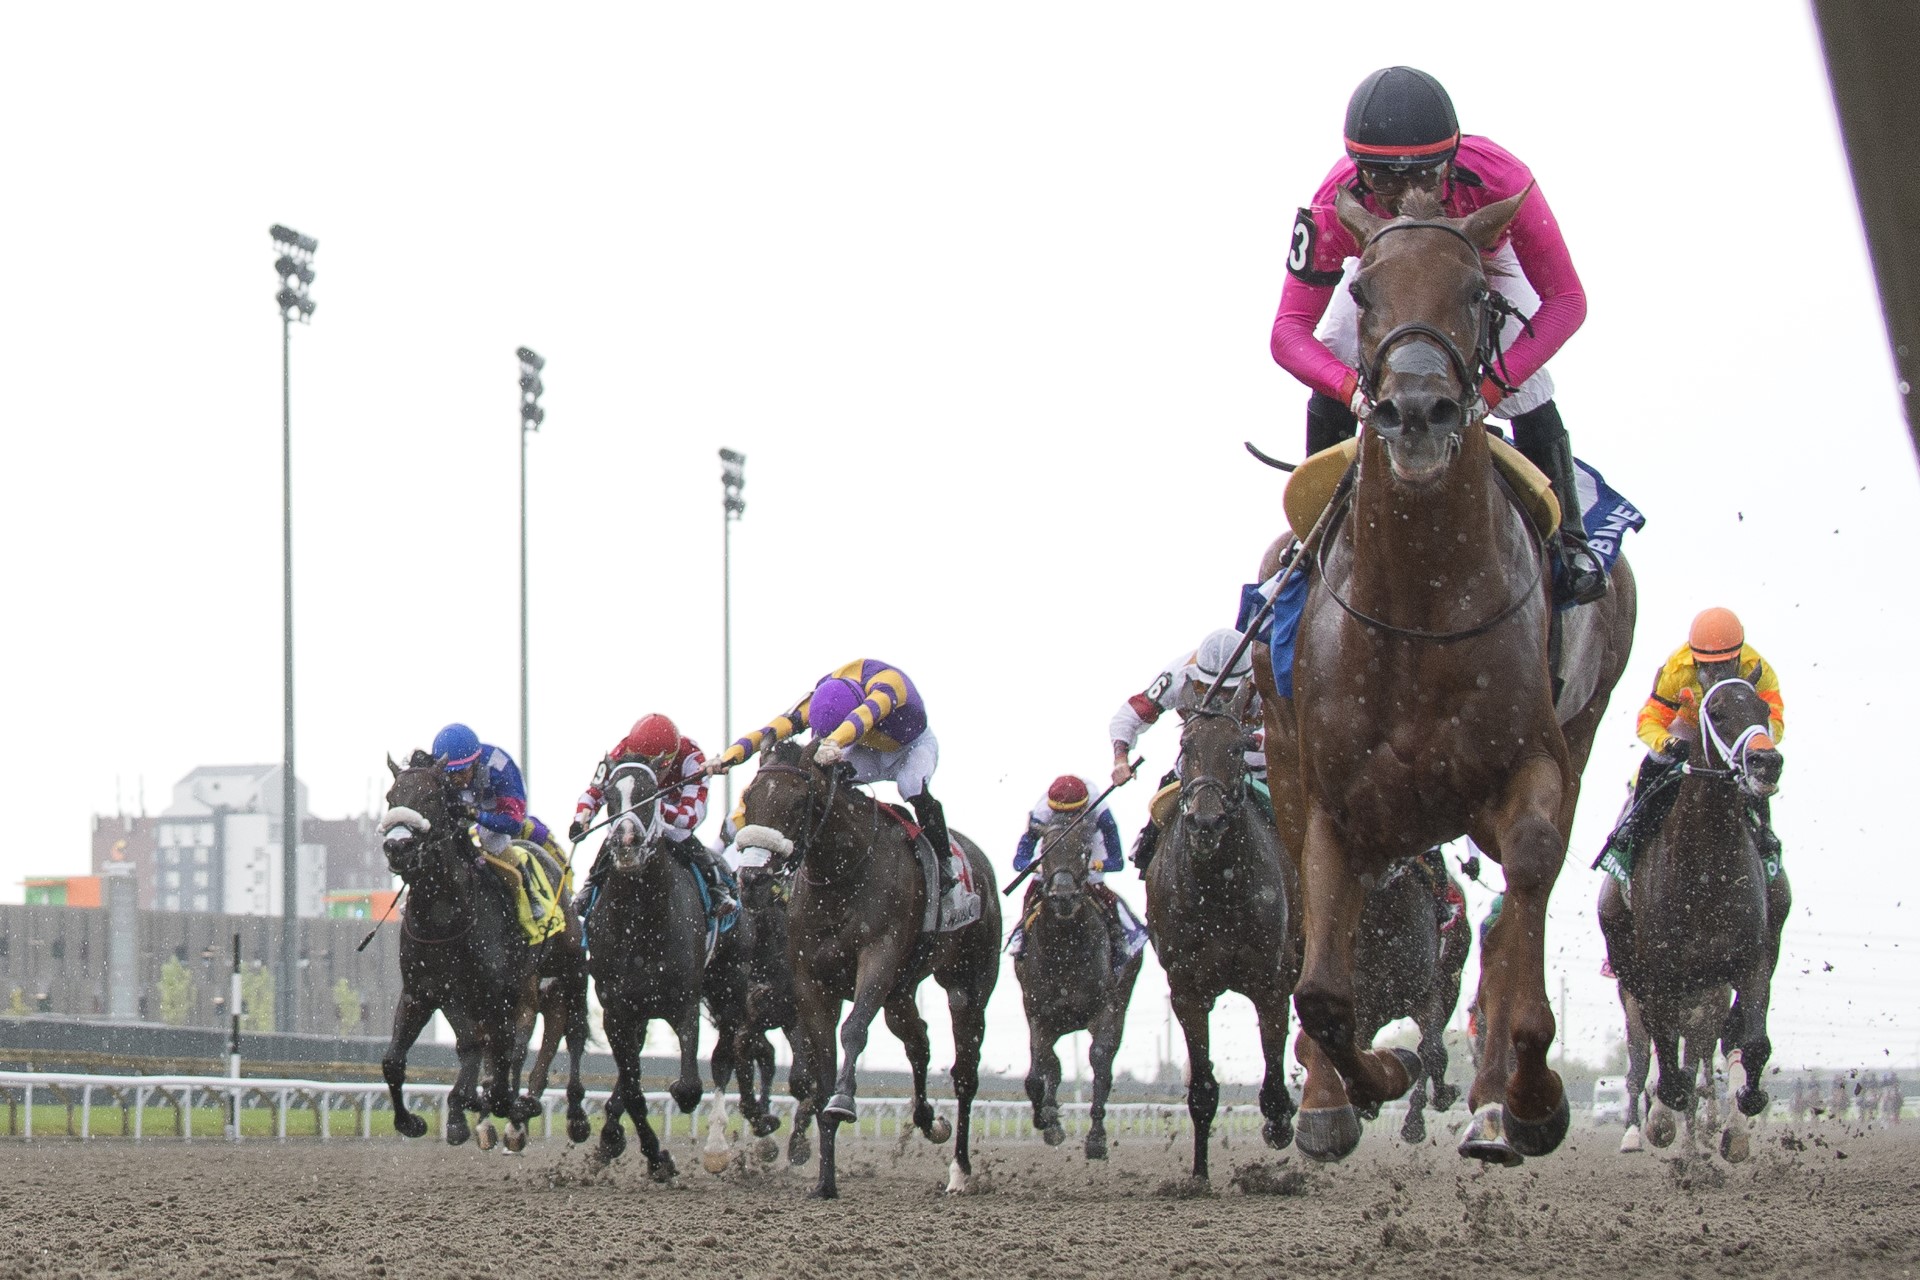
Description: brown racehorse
1600,670,1786,1163
1144,684,1299,1182
1257,185,1637,1165
1013,810,1142,1160
735,739,1001,1199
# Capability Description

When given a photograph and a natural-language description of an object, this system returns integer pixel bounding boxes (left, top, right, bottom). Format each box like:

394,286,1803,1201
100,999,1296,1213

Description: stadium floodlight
518,348,546,781
269,223,318,1033
719,448,747,812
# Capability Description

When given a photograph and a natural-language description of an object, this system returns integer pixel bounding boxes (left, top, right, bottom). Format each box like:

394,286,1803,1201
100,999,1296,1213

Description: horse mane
769,739,804,767
408,748,437,769
1389,188,1513,280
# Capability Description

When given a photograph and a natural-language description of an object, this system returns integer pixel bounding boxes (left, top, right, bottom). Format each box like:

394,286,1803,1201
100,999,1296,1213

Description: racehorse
586,760,751,1181
732,857,815,1163
378,751,545,1147
521,882,594,1147
1599,669,1786,1162
1615,984,1731,1156
1346,862,1471,1145
1260,185,1638,1165
735,739,1000,1199
1013,810,1142,1160
1143,684,1298,1182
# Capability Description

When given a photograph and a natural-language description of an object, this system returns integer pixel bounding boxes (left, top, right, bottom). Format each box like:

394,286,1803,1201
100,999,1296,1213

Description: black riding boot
1101,894,1129,974
573,847,611,919
1131,821,1160,874
684,840,738,919
1509,401,1607,607
1306,391,1359,456
908,790,957,898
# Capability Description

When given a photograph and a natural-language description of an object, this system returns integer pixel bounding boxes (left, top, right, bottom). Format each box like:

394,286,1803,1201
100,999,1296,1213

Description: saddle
1282,433,1559,543
879,805,981,933
478,836,569,946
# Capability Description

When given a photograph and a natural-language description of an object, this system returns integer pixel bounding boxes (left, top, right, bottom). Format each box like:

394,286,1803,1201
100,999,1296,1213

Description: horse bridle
1354,219,1531,410
1689,678,1777,797
603,760,667,850
749,760,880,884
1177,707,1248,822
1320,219,1549,644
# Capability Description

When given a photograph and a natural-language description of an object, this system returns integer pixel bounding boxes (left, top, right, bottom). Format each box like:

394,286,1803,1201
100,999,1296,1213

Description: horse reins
1689,678,1775,794
1177,707,1248,822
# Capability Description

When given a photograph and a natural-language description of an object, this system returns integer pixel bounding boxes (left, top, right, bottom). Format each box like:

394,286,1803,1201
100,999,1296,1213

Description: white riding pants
844,731,940,799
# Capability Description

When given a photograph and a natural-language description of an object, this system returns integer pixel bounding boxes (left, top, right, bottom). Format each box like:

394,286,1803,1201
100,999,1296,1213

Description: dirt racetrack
1,1115,1916,1279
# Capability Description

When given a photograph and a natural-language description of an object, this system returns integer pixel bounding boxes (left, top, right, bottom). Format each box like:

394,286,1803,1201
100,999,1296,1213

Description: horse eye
1349,280,1367,308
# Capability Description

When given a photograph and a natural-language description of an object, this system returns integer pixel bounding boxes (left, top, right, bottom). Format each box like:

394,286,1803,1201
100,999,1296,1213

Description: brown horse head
380,749,462,882
1177,680,1258,846
1034,812,1098,920
735,739,838,874
1694,664,1785,798
1334,184,1529,486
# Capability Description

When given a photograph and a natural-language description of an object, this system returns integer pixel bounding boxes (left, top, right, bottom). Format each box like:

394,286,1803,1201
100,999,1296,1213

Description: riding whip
356,886,408,953
1002,757,1143,897
1199,461,1357,711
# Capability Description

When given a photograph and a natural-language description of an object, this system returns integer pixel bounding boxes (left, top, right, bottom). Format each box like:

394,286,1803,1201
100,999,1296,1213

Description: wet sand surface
0,1115,1915,1278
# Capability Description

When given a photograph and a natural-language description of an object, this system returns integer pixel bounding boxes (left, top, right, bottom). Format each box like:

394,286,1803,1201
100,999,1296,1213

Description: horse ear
1229,678,1256,721
1335,186,1386,251
387,753,402,779
1460,183,1532,251
1742,660,1761,686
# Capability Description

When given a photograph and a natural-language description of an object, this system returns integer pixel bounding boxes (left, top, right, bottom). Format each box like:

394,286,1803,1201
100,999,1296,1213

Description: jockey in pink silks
1271,66,1605,606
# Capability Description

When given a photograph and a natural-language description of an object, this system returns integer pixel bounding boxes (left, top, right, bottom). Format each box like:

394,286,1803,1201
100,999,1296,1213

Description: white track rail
0,1070,1272,1144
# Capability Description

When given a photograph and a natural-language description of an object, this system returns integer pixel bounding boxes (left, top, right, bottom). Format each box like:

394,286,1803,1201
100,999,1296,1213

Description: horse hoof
1737,1088,1770,1119
750,1114,782,1139
649,1151,678,1183
1355,1100,1382,1122
1430,1082,1460,1112
1084,1132,1108,1161
1457,1103,1524,1167
1720,1124,1751,1164
599,1125,627,1162
927,1116,953,1144
567,1115,593,1145
1043,1123,1067,1147
808,1184,839,1200
1295,1105,1361,1163
1619,1124,1644,1154
1504,1094,1570,1158
823,1093,857,1124
1263,1111,1294,1151
1646,1104,1678,1149
1387,1047,1423,1094
446,1117,471,1148
788,1134,812,1166
755,1137,781,1163
504,1122,528,1154
945,1158,970,1194
1401,1109,1427,1145
703,1148,731,1175
394,1112,428,1140
670,1083,703,1114
475,1120,498,1151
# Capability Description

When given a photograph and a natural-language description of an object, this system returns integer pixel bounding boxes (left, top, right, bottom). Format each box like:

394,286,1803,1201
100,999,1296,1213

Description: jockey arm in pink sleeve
1485,183,1586,397
1270,276,1360,403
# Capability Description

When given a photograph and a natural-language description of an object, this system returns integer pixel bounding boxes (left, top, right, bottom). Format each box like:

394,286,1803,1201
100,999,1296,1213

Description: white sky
4,2,1915,1085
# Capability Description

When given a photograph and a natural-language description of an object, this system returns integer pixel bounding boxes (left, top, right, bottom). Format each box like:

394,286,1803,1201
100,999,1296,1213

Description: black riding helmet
1344,66,1459,171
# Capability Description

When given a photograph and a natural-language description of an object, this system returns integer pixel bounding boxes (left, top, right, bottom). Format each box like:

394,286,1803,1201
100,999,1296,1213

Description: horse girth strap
1314,464,1548,643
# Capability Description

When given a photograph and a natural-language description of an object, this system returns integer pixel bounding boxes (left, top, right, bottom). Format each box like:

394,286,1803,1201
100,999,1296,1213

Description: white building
152,764,327,916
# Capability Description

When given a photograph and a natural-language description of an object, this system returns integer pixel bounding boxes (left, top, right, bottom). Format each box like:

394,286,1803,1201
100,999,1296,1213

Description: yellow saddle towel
1282,433,1560,543
475,835,569,946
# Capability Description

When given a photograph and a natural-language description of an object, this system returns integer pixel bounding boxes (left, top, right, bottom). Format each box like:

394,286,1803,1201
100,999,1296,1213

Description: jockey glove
1657,738,1690,765
568,819,588,844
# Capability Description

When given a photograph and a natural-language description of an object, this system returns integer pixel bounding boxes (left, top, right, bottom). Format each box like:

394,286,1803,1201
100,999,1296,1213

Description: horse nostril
1429,397,1461,431
1371,399,1403,434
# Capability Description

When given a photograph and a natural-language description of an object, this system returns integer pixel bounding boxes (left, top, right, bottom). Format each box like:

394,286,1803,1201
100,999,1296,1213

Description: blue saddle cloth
1243,455,1644,695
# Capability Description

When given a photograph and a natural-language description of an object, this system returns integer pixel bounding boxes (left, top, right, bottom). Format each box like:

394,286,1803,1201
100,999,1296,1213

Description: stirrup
1555,533,1608,607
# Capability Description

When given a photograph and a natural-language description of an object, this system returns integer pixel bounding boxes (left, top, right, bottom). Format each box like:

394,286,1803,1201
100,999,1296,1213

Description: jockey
570,713,736,921
431,723,564,927
1012,775,1129,972
1271,65,1605,607
1108,628,1265,873
707,658,960,906
1599,607,1786,933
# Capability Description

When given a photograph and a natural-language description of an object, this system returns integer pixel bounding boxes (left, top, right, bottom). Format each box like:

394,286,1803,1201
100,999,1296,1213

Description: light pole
719,449,747,815
270,224,316,1034
518,348,545,783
